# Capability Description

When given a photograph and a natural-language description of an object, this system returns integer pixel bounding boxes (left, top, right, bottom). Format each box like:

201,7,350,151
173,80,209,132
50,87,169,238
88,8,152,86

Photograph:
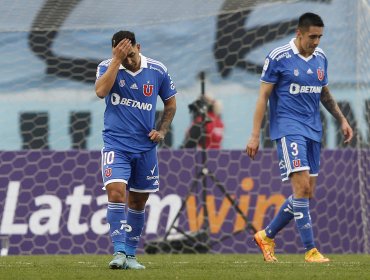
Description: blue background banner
0,0,369,149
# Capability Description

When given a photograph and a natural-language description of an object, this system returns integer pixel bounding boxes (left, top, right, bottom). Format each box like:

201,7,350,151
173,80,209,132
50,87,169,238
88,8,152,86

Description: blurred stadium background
0,0,369,256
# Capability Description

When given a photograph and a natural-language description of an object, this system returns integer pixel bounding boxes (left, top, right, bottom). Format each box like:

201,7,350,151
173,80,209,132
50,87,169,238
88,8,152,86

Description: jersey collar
118,54,147,68
118,54,148,75
290,38,317,61
139,54,148,68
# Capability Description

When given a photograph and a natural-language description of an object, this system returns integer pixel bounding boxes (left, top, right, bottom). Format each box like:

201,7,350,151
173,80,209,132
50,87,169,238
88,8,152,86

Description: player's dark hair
111,30,136,47
298,13,324,30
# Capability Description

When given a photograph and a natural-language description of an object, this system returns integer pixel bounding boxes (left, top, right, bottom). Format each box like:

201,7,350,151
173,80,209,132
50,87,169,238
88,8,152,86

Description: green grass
0,254,369,280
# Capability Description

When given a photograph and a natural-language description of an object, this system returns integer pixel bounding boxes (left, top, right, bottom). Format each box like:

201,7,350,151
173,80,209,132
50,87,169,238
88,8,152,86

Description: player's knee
107,188,125,202
294,185,311,198
106,182,126,202
301,186,311,197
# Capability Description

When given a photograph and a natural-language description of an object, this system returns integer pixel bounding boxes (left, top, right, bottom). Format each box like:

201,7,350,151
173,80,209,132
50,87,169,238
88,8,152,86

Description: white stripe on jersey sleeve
314,47,327,59
146,57,168,72
269,44,291,59
98,58,112,67
96,59,112,79
164,93,178,100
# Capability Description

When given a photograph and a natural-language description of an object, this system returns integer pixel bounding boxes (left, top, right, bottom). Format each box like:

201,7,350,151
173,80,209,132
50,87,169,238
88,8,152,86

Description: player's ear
296,28,304,39
136,43,141,52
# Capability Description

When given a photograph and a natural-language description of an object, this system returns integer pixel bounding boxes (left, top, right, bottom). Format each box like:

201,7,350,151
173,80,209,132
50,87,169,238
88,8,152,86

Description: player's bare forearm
148,96,176,142
251,97,268,138
95,58,121,98
251,82,273,135
321,86,354,143
96,40,132,98
246,103,265,159
159,97,177,135
246,83,272,159
320,86,346,122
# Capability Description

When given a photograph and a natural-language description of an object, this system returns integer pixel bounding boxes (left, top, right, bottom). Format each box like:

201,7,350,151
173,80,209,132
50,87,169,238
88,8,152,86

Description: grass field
0,254,369,280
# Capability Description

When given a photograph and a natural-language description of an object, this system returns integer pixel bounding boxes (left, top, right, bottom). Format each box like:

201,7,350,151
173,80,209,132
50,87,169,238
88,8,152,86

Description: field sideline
0,254,369,280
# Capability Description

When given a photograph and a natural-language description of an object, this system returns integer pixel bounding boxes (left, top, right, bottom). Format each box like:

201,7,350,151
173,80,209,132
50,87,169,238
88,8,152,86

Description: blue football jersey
96,54,177,152
261,38,328,142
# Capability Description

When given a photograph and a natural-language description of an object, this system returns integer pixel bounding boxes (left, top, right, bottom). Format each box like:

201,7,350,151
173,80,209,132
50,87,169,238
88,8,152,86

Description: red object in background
183,111,224,149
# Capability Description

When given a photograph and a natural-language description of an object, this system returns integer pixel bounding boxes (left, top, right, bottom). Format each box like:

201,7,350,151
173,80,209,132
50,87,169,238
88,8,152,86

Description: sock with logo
265,195,294,239
107,202,126,253
292,197,315,251
125,208,145,256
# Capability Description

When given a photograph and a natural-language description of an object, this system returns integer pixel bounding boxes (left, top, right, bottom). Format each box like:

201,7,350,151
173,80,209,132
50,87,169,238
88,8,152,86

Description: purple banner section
0,149,369,255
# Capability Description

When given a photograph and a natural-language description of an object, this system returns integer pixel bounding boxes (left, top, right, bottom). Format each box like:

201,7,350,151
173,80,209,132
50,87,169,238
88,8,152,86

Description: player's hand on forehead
115,38,131,47
112,38,132,60
114,38,132,50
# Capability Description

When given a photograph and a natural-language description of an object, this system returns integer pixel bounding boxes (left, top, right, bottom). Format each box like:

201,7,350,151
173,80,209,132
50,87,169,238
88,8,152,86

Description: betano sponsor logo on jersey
111,93,153,111
289,83,322,95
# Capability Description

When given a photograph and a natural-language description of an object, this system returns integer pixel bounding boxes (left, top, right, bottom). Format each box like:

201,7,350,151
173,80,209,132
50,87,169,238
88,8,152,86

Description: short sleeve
96,62,108,81
260,56,279,84
323,57,329,86
159,71,177,101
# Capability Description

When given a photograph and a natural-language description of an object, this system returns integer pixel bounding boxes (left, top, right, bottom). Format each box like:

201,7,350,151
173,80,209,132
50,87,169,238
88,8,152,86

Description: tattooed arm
320,86,353,143
148,96,177,143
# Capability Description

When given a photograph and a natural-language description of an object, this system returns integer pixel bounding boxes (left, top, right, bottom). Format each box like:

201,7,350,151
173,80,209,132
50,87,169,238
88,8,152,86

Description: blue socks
107,202,126,253
125,208,145,256
107,203,145,256
265,195,294,239
264,195,315,252
292,198,315,251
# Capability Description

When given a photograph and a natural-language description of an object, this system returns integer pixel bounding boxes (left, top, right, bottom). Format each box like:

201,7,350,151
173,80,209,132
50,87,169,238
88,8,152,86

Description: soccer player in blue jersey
95,31,177,269
246,13,353,263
